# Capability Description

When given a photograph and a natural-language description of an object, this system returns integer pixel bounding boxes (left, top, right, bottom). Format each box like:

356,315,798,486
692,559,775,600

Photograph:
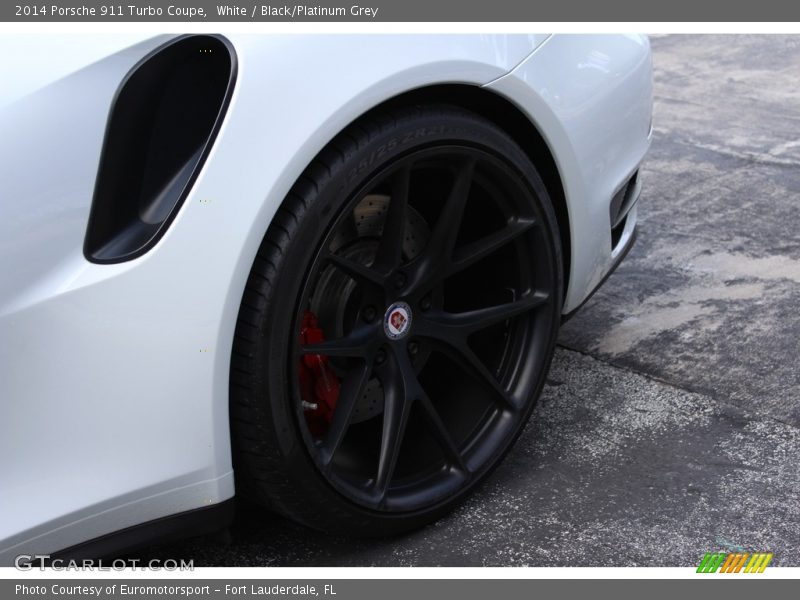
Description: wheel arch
345,84,571,304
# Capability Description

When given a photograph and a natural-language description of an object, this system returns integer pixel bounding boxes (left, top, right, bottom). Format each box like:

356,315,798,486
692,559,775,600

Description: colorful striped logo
697,552,773,573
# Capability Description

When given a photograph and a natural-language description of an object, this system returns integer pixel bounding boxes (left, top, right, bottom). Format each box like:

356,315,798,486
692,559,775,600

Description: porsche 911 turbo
0,33,652,563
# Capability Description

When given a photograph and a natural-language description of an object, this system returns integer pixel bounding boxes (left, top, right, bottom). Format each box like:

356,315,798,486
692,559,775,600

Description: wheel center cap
384,301,412,340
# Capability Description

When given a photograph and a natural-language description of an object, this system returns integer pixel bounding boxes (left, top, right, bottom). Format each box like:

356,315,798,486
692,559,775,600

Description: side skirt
47,498,235,562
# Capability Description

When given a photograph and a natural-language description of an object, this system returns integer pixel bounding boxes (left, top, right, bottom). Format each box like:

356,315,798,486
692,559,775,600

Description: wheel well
368,84,571,301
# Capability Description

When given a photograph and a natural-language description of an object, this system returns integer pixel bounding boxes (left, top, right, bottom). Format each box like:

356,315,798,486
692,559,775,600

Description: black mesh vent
85,35,236,263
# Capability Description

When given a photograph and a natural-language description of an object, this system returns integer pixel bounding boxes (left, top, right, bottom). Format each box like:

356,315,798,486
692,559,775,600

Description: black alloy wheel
231,104,563,535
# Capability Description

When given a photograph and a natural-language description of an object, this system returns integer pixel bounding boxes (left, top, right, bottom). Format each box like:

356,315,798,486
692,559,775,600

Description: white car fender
487,34,652,312
0,33,549,563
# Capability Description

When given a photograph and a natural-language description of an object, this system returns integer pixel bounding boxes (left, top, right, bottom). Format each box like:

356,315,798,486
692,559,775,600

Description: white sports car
0,33,652,563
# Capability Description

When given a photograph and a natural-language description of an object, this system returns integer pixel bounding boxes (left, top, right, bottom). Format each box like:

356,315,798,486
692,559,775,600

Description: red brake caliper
299,310,341,436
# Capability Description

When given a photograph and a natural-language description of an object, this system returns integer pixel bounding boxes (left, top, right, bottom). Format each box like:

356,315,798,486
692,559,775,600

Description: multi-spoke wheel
231,105,562,535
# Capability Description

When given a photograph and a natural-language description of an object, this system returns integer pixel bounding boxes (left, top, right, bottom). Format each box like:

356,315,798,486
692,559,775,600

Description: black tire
230,104,563,536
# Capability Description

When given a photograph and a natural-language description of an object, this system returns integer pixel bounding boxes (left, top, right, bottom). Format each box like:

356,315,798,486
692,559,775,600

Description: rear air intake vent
609,170,640,248
84,35,236,263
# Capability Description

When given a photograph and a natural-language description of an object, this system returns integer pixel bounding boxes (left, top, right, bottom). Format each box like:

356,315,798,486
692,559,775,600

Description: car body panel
487,34,652,311
0,33,650,563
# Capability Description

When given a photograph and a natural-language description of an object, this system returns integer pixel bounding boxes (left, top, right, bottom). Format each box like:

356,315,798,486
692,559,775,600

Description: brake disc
309,194,430,423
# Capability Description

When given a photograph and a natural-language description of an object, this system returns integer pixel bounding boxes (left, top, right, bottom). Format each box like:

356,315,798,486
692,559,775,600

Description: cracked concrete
140,35,800,566
560,35,800,428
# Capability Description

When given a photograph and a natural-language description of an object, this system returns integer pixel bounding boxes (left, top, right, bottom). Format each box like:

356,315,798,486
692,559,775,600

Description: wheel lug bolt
420,297,432,311
363,305,376,322
394,273,406,289
408,341,419,356
375,349,386,365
